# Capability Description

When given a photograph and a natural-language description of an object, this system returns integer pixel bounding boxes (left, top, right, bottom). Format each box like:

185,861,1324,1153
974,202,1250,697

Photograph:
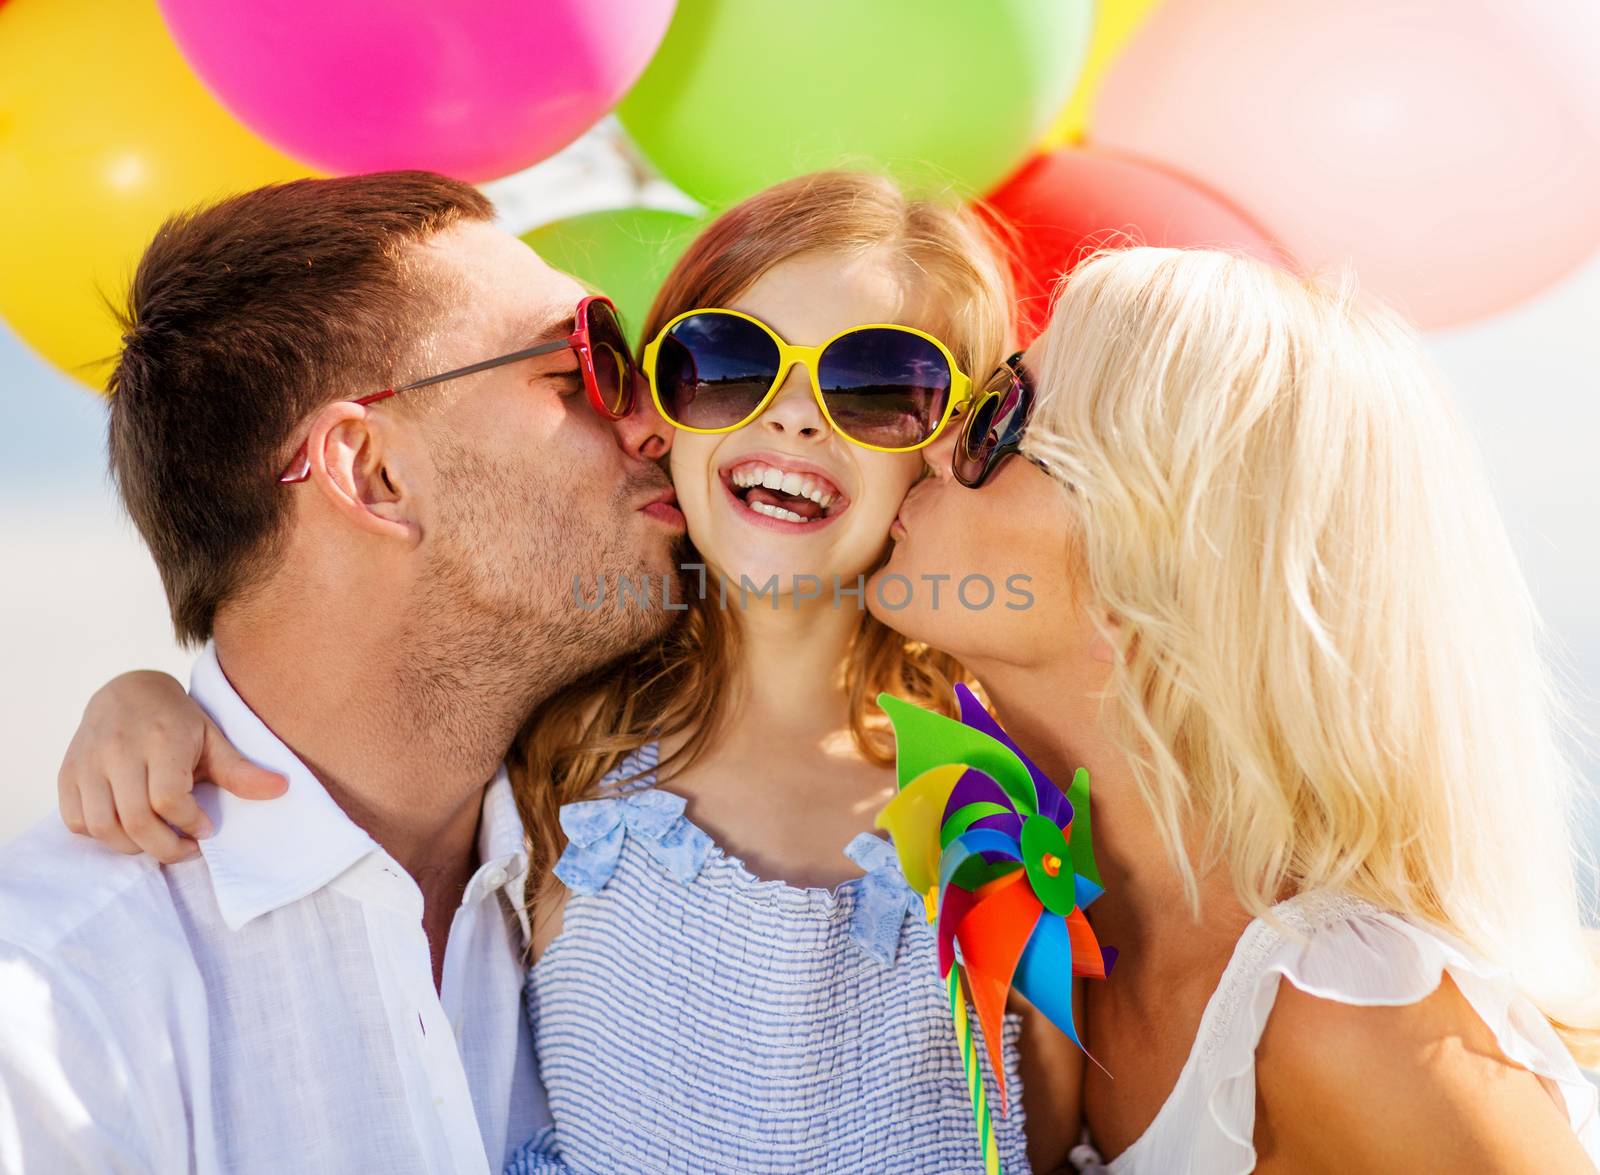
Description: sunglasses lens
584,301,635,417
816,329,952,449
654,313,781,430
954,396,1001,485
955,366,1025,486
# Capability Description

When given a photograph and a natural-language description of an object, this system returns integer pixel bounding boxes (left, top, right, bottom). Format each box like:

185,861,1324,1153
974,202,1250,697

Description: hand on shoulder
57,670,287,863
1255,973,1595,1173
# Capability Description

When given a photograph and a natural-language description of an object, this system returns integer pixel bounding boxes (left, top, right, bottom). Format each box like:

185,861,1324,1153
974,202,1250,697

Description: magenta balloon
155,0,677,181
1093,0,1600,328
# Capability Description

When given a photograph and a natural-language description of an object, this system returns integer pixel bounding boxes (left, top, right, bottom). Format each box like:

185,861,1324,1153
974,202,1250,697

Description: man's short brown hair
108,171,494,645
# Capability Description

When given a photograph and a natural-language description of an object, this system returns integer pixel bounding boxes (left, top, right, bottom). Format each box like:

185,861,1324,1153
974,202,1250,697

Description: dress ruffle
843,832,927,967
553,749,925,967
553,788,715,895
1086,892,1600,1173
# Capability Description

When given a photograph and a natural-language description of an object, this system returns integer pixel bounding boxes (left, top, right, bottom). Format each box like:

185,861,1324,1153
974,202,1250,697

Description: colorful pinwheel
876,684,1116,1173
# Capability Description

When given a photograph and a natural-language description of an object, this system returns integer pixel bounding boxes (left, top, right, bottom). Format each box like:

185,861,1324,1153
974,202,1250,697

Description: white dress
1069,891,1600,1173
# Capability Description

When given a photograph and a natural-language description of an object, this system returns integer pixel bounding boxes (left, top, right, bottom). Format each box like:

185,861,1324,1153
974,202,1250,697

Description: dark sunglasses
279,295,635,483
953,352,1047,488
641,308,974,453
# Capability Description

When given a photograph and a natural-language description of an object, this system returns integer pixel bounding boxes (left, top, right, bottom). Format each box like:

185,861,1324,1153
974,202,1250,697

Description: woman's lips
890,481,933,541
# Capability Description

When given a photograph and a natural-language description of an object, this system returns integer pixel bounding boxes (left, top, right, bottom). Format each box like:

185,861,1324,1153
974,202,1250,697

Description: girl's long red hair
509,170,1015,914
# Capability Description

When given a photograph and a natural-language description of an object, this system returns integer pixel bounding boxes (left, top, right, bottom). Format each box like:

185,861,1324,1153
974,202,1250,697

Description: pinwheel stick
949,967,1002,1175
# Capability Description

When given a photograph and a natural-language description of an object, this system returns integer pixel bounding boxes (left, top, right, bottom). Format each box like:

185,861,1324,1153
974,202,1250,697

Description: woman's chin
863,564,928,641
876,529,924,582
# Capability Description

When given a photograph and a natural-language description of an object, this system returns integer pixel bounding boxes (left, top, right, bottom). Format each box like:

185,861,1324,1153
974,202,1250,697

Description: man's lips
638,485,685,530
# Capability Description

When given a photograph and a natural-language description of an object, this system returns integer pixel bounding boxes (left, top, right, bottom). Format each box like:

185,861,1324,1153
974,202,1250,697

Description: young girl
56,172,1083,1173
882,246,1600,1171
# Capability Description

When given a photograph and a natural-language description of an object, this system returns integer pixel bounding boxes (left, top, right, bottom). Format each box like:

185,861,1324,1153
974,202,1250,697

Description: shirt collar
471,767,532,945
190,642,529,940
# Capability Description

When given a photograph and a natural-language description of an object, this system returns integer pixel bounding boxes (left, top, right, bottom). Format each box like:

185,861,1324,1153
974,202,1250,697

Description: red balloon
983,148,1286,344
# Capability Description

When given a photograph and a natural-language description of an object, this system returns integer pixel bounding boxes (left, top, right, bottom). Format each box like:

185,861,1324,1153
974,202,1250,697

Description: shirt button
482,867,507,889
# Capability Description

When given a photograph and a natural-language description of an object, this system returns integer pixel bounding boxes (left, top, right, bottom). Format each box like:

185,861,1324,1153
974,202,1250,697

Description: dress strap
843,832,925,967
599,742,660,794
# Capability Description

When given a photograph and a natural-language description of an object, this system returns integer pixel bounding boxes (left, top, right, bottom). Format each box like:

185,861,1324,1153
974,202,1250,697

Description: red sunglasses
278,295,637,483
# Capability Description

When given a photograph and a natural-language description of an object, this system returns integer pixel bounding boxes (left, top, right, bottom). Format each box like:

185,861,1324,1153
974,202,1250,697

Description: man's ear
301,401,420,544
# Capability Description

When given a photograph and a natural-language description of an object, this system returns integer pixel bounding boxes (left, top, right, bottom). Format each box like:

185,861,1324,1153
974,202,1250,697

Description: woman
880,246,1600,1170
55,171,1081,1174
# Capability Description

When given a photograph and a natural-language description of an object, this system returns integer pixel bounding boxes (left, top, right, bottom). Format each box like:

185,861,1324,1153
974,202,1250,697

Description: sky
1,146,1597,865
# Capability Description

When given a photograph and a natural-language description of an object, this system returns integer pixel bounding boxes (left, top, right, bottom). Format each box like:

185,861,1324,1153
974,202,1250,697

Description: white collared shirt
0,644,547,1173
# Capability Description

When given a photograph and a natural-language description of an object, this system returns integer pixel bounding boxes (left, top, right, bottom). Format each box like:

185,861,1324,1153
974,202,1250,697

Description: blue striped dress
506,743,1031,1175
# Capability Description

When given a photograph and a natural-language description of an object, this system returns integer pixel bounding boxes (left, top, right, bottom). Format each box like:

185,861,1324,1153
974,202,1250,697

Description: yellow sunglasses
641,308,974,453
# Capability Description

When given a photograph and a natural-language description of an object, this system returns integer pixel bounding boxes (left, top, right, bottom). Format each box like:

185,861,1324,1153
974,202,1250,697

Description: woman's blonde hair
510,171,1013,899
1024,246,1600,1062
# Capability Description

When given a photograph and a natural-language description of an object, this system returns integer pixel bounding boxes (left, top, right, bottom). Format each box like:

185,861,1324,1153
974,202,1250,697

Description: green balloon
522,207,704,344
617,0,1094,209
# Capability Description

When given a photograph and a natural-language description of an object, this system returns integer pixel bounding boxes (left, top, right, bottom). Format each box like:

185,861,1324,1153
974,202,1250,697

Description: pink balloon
1093,0,1600,329
155,0,678,182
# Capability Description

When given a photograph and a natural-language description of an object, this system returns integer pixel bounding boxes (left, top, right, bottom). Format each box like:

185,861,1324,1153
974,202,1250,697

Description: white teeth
749,501,807,523
726,461,844,512
799,477,836,508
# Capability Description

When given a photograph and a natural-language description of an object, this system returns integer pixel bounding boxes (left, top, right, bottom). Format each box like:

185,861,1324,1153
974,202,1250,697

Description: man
0,172,682,1172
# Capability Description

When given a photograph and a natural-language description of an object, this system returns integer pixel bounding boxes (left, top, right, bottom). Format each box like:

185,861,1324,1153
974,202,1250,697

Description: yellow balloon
1039,0,1163,148
0,0,313,390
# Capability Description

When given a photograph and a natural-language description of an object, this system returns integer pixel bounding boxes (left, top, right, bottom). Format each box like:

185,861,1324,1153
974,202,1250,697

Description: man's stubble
396,438,677,751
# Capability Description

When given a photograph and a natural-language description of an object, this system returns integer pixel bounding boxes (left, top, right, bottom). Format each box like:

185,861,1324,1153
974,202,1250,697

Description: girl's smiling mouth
718,452,851,531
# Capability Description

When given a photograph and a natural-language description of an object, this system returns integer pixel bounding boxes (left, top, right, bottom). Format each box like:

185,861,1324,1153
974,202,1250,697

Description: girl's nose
758,366,828,444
